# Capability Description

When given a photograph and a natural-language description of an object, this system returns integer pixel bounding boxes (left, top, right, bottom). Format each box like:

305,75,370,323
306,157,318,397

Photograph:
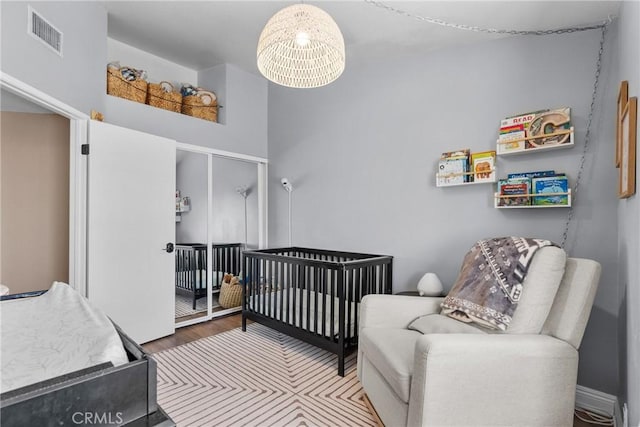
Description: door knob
164,243,174,253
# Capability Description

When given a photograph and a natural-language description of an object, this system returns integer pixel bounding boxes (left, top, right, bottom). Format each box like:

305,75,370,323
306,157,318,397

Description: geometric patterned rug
152,323,377,426
174,293,208,319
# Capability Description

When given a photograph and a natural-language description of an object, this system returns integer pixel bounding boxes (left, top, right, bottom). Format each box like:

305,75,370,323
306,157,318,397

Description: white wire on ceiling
364,0,611,35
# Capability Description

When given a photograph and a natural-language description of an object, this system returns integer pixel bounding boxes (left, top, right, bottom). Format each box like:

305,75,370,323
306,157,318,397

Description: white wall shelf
497,127,574,156
436,173,497,188
494,189,572,208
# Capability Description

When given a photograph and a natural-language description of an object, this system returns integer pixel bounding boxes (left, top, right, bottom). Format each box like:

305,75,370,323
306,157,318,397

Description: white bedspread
1,282,129,393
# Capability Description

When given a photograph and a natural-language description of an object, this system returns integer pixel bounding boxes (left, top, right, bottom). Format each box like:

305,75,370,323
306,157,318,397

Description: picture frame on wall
616,81,628,168
619,96,637,199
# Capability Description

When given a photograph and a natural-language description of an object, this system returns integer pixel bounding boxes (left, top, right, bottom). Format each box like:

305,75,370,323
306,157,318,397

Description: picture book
507,170,558,179
498,107,572,152
438,158,467,186
497,125,525,154
498,178,531,206
438,149,470,185
470,150,496,183
532,176,569,205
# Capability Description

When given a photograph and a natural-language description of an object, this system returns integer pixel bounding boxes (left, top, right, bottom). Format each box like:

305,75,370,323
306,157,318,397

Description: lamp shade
257,4,345,89
417,273,444,297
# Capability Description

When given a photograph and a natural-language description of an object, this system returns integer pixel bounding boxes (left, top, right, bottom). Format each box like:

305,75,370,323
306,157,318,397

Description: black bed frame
175,243,243,309
0,291,174,427
242,247,392,376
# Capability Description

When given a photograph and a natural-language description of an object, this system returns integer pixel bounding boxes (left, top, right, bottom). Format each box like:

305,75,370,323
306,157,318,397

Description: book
438,149,470,185
498,178,531,206
470,150,496,183
497,124,526,154
438,158,467,186
498,107,572,152
507,170,557,179
532,176,569,205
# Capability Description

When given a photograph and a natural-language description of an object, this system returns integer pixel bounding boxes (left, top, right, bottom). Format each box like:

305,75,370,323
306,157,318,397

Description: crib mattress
175,270,225,290
0,282,129,393
247,288,358,338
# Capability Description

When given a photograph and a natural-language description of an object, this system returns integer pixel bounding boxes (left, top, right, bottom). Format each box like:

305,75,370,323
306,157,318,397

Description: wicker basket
106,67,148,104
181,91,218,122
219,279,242,309
146,81,182,113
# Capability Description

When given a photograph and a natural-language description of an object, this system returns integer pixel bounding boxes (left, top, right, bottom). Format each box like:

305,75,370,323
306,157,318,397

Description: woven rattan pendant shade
257,4,345,89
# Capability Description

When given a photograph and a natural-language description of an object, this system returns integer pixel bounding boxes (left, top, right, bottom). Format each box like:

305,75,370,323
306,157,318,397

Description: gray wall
176,152,259,249
176,151,208,244
211,156,259,249
1,1,107,115
199,64,227,125
268,30,620,393
615,1,640,424
1,89,51,113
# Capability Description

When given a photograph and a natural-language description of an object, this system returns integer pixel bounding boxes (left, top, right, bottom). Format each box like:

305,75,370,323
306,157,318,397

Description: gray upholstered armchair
357,246,601,427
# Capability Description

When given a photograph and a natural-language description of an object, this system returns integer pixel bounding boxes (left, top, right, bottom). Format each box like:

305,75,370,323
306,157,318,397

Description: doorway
0,90,70,295
0,73,89,297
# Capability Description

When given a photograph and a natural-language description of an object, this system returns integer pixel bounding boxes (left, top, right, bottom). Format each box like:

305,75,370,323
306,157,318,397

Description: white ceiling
105,1,619,75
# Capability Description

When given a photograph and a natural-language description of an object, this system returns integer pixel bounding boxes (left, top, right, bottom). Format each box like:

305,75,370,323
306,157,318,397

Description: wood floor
143,313,246,353
143,314,607,427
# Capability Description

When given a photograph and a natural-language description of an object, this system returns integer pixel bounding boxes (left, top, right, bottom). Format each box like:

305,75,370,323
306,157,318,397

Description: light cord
364,0,610,35
560,24,607,249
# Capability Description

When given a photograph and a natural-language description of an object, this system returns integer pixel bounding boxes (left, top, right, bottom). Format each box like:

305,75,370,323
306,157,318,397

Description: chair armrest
408,334,578,427
359,294,444,331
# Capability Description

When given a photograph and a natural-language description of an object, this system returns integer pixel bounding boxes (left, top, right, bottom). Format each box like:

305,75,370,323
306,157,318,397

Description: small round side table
394,291,421,296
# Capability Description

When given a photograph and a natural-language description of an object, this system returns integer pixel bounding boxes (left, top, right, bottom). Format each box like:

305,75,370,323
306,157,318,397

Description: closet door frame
0,72,89,296
175,143,268,329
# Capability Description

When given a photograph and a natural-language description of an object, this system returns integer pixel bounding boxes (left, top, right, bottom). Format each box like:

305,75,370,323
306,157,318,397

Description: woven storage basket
219,280,242,309
146,81,182,113
181,91,218,122
106,67,148,104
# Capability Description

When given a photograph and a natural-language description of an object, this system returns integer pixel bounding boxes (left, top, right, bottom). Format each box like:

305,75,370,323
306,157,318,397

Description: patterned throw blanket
441,237,556,331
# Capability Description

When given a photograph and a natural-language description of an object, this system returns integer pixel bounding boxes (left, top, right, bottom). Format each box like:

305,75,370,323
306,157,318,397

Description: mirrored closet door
174,147,266,328
209,156,259,316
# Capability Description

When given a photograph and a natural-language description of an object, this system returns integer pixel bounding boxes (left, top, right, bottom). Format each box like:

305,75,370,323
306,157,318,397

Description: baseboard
575,385,617,421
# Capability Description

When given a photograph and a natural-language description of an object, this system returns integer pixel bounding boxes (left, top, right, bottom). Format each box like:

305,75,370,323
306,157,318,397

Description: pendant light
257,3,345,89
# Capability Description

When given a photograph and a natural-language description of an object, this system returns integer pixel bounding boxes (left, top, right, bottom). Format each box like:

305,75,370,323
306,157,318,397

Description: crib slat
337,267,345,376
278,260,283,324
346,268,352,343
312,266,318,336
307,264,311,332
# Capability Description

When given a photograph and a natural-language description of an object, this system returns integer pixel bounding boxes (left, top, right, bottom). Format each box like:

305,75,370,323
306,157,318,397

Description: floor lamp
281,178,293,246
236,186,249,250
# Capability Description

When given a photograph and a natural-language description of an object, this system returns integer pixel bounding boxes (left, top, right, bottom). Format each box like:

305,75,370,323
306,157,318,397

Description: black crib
242,247,393,376
175,243,243,309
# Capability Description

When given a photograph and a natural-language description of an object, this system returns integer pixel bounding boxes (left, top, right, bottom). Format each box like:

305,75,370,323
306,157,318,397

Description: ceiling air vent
28,6,63,56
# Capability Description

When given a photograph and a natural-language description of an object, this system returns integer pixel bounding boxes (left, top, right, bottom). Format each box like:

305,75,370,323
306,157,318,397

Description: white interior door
87,121,175,344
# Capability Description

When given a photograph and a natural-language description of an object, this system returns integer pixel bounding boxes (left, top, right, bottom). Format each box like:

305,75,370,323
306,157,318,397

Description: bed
242,247,393,376
0,283,174,426
175,243,243,309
